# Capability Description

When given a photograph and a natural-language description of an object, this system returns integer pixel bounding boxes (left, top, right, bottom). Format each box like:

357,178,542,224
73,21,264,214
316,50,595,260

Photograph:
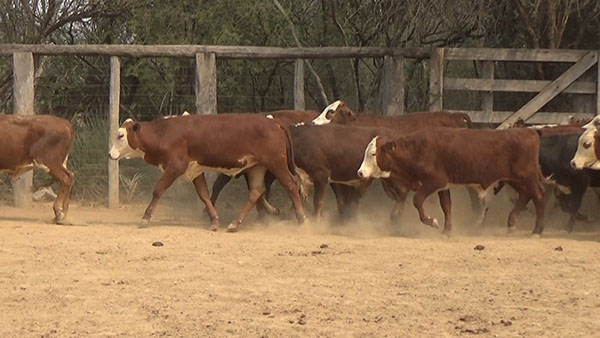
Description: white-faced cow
358,127,546,236
108,113,306,232
0,114,74,223
571,116,600,170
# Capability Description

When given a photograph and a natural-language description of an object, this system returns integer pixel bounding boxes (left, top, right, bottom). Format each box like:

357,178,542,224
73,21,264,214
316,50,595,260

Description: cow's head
311,100,345,125
108,118,145,160
571,128,600,170
583,115,600,130
357,137,392,179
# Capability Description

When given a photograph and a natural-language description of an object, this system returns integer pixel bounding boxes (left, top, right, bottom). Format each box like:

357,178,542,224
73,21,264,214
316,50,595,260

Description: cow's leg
46,164,74,224
342,186,362,220
257,171,280,216
382,179,408,223
143,165,186,221
269,166,306,225
475,187,491,227
192,173,220,231
227,166,267,232
507,189,530,232
413,183,442,228
438,189,452,234
312,178,328,223
330,183,348,217
209,173,232,206
530,183,546,237
466,185,484,220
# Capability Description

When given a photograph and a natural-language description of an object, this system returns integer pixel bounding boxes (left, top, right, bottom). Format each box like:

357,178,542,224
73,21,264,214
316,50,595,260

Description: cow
310,100,487,222
357,127,546,236
108,113,306,232
571,116,600,170
209,109,320,216
0,114,74,223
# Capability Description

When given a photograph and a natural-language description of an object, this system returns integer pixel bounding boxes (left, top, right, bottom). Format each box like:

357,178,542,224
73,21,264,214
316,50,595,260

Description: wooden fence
0,44,429,208
429,48,600,127
3,44,600,208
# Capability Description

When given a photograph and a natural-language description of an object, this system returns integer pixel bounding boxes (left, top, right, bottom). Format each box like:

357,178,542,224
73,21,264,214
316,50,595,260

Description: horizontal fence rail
0,44,431,59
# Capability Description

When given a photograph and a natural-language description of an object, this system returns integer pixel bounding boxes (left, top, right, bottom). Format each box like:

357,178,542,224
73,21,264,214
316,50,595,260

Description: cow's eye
118,134,124,139
371,152,376,157
583,141,592,149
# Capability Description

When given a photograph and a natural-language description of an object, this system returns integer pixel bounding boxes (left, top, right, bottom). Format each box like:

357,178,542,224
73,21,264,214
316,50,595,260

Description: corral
1,43,600,337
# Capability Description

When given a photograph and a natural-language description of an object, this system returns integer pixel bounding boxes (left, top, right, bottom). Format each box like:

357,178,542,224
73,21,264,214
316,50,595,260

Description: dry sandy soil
1,185,600,337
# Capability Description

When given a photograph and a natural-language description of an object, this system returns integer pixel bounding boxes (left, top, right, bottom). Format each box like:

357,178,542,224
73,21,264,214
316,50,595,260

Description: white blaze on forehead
266,114,274,119
312,100,342,125
357,137,391,178
571,128,599,170
108,125,145,160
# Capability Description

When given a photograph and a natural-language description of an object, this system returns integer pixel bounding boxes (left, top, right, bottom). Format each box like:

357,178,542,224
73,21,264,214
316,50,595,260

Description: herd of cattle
5,102,600,237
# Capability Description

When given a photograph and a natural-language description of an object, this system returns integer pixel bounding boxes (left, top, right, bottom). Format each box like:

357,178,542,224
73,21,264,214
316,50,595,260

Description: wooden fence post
195,53,217,187
12,52,34,208
195,53,217,114
429,48,444,111
378,55,405,115
481,61,494,123
294,59,305,110
108,56,120,209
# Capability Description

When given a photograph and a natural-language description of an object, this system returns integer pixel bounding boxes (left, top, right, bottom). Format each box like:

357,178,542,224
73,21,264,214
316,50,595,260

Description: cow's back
351,111,470,132
404,127,541,186
264,110,319,125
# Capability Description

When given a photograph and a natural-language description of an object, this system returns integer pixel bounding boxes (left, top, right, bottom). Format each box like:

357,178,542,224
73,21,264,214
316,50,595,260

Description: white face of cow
108,119,145,160
571,128,600,170
583,115,600,130
311,100,342,125
357,137,391,179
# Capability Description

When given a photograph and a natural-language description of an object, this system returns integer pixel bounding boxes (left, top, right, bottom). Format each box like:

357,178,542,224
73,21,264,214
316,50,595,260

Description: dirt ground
1,184,600,337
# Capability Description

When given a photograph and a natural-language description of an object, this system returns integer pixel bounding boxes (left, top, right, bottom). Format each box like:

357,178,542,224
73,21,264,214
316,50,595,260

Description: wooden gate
428,48,600,128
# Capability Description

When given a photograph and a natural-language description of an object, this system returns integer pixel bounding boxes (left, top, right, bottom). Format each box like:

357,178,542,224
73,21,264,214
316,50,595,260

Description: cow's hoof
210,224,219,232
531,233,541,239
226,223,238,233
508,225,517,232
54,212,67,224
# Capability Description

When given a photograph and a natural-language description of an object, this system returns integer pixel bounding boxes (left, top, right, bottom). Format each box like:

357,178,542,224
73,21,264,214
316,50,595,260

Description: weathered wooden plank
497,51,598,129
480,61,494,120
12,52,34,208
108,56,120,209
445,48,588,62
293,59,305,110
195,53,217,115
428,48,444,111
378,55,405,115
445,78,596,94
0,44,431,59
448,110,593,124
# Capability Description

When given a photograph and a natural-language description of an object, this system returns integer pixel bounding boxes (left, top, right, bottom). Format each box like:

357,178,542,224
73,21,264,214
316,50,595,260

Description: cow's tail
279,124,308,200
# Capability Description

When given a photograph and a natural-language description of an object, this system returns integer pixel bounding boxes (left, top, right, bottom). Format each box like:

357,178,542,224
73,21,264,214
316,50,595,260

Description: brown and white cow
357,127,546,236
108,113,306,232
311,100,472,130
571,116,600,170
310,100,482,221
0,114,74,223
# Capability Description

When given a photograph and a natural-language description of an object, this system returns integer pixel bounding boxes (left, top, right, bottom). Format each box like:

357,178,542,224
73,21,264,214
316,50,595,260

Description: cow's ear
382,140,396,152
131,123,140,133
346,110,357,121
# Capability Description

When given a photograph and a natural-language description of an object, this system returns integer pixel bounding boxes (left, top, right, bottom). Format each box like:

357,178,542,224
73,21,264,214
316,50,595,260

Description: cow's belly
328,177,366,187
160,156,258,181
